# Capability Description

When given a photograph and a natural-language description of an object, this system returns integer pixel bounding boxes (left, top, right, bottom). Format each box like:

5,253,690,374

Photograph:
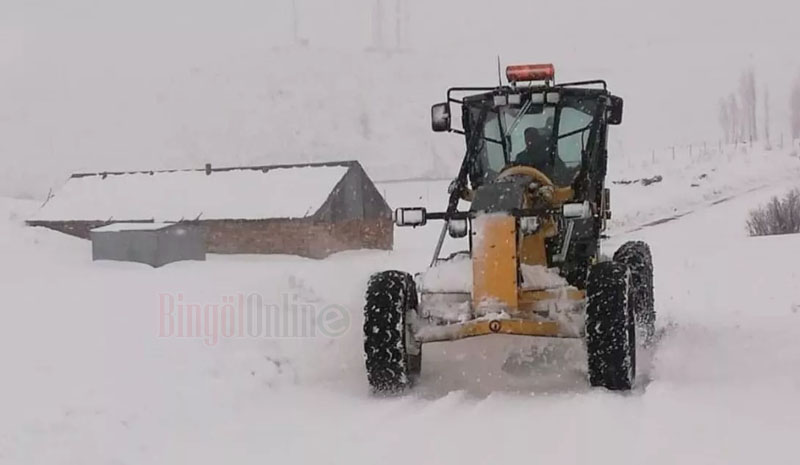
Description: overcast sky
2,0,799,197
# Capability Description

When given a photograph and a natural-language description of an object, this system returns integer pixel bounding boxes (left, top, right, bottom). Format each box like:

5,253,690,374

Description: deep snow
2,148,800,464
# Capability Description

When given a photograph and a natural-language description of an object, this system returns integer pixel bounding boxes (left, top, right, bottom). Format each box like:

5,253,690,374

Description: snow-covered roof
31,164,350,222
91,222,173,233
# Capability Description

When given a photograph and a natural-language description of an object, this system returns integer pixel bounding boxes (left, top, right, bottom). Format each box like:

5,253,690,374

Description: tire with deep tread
363,270,420,393
586,261,636,391
565,257,592,289
614,241,655,344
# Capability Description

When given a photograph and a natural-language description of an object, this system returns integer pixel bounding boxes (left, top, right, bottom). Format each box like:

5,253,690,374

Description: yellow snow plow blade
415,287,586,343
416,318,573,343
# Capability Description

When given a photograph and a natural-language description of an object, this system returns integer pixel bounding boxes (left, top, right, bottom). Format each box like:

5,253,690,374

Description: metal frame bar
424,207,556,222
553,220,575,263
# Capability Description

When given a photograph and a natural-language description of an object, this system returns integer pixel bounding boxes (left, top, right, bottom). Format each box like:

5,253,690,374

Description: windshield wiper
557,122,593,140
503,100,533,139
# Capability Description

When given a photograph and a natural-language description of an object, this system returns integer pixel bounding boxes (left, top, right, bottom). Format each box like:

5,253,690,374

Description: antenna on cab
497,56,503,86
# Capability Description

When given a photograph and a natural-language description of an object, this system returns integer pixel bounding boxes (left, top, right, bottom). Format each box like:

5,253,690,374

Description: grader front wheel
585,261,636,391
363,271,421,394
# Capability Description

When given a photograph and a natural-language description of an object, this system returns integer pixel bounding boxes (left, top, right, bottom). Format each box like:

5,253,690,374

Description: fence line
619,137,799,173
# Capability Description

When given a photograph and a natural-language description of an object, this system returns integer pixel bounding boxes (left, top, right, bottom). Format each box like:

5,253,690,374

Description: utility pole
395,0,403,50
290,0,308,46
292,0,299,45
372,0,385,50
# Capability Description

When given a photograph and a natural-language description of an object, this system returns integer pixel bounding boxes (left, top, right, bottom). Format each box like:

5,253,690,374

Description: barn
28,161,393,259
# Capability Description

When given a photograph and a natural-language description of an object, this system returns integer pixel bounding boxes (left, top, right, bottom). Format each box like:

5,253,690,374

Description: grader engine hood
472,213,519,313
470,177,531,314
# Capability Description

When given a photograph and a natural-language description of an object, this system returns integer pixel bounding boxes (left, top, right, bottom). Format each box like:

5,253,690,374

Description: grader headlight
447,219,469,238
563,201,593,219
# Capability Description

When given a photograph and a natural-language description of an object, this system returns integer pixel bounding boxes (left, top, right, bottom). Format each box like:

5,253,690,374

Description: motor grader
363,64,655,392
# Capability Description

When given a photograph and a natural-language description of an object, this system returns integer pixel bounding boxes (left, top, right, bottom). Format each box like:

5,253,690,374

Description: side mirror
608,96,623,125
431,103,451,132
394,207,427,227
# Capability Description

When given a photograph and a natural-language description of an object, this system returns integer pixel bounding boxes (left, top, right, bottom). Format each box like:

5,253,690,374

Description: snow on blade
520,264,568,290
418,253,472,293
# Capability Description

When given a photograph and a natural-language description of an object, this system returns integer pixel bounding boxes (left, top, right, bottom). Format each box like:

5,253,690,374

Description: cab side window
557,107,593,169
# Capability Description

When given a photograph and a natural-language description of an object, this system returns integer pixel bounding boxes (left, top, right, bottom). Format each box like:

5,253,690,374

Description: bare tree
747,189,800,236
738,68,757,143
369,0,409,52
718,98,732,144
791,74,800,141
764,86,771,150
727,93,741,143
752,76,758,142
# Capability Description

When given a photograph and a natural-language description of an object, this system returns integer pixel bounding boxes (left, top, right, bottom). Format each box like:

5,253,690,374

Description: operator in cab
514,124,571,185
515,127,550,168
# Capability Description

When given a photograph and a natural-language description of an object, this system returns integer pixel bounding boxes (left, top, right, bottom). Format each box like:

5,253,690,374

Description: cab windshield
470,94,598,186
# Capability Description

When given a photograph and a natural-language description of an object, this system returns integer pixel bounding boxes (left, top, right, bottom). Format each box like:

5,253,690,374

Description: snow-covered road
2,163,800,464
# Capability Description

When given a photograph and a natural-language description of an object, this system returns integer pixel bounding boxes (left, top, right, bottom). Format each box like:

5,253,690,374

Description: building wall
314,162,392,223
203,217,393,259
91,229,160,266
30,217,393,259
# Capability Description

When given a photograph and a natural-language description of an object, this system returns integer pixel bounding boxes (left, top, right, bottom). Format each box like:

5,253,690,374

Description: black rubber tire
363,270,420,393
586,261,636,391
565,256,592,289
614,241,655,344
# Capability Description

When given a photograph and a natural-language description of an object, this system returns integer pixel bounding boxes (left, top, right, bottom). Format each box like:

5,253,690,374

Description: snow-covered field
2,148,800,464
